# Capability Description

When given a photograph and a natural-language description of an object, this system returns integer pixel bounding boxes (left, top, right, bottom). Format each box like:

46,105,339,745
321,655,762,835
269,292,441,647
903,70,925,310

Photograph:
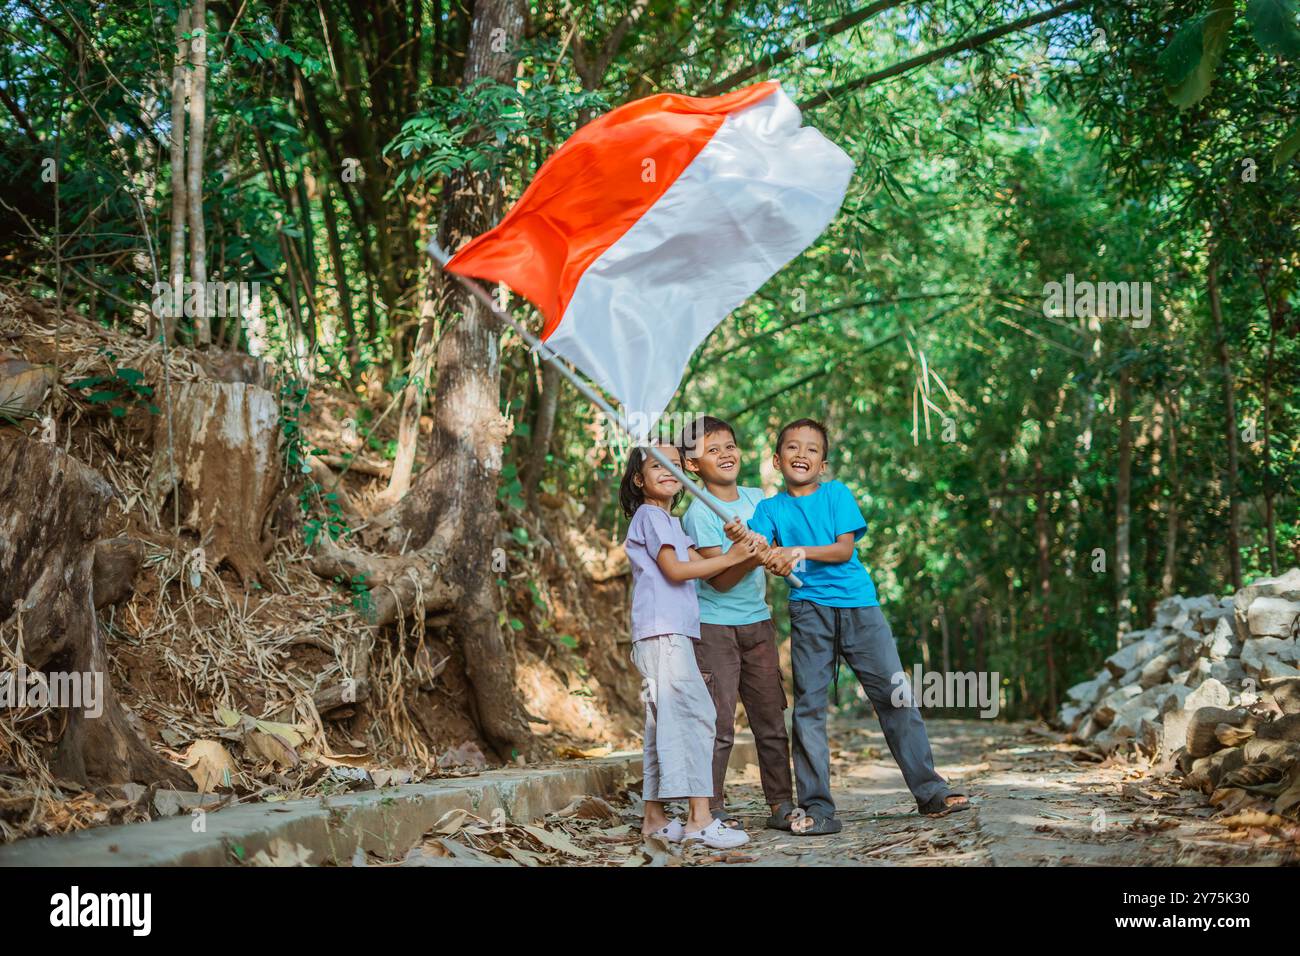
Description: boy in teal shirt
682,416,795,831
730,418,969,833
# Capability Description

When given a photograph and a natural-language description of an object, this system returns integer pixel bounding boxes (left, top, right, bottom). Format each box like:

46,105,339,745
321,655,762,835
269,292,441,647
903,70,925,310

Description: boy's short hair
682,415,736,455
776,417,830,456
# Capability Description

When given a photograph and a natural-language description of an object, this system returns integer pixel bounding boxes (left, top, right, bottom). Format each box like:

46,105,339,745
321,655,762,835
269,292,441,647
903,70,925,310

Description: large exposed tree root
308,533,460,628
0,435,189,787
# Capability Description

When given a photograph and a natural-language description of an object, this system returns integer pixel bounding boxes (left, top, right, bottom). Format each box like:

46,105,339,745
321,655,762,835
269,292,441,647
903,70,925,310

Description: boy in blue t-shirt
727,418,969,833
682,417,794,831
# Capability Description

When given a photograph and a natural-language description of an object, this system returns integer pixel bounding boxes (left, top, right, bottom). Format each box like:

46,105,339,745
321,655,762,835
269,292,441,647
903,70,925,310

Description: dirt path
7,716,1294,867
709,718,1298,866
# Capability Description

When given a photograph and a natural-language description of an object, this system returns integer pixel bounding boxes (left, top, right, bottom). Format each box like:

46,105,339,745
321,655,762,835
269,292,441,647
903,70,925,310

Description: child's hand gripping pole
722,519,804,584
426,240,803,589
641,444,803,589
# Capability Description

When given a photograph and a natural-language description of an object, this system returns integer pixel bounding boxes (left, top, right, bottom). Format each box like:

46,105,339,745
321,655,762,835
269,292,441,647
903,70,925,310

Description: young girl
621,441,756,850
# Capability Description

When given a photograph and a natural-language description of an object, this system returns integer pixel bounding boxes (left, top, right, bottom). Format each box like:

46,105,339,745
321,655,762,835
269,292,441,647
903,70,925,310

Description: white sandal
682,818,751,849
644,818,685,843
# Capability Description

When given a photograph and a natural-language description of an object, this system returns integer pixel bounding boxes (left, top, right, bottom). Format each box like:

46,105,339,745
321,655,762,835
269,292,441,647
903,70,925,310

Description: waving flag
445,82,853,436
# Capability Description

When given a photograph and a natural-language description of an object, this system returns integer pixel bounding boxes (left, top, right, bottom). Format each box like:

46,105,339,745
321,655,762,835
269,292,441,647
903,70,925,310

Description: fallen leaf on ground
370,768,414,787
554,745,612,759
179,740,236,793
434,808,472,835
317,750,370,768
1221,810,1288,829
249,838,313,867
554,794,620,823
522,824,593,858
244,726,300,768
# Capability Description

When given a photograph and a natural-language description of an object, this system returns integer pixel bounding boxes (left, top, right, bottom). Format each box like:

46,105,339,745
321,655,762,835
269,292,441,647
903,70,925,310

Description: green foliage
3,0,1296,724
1248,0,1300,55
230,35,326,75
339,573,372,616
68,353,159,418
276,372,346,546
1159,0,1236,109
386,70,606,187
498,462,526,511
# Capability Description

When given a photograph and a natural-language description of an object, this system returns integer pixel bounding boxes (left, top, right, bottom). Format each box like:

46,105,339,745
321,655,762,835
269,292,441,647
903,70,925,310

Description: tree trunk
523,361,559,502
165,6,189,346
322,179,361,385
1034,456,1056,715
379,260,437,506
917,609,931,670
1161,395,1180,596
973,601,987,676
1115,366,1133,641
938,602,951,675
0,437,188,787
388,0,534,759
149,382,282,586
1257,267,1280,576
187,0,209,347
1207,253,1242,589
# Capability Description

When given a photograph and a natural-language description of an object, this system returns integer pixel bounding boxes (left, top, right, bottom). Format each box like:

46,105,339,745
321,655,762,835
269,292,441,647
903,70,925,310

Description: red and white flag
446,81,853,437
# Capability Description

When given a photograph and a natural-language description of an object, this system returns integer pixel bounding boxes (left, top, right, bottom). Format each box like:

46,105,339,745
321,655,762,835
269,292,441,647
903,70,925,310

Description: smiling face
773,425,827,489
686,426,740,487
635,443,684,505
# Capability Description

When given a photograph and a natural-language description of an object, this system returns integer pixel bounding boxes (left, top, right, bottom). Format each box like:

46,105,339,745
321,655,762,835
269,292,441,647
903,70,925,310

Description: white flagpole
427,241,802,589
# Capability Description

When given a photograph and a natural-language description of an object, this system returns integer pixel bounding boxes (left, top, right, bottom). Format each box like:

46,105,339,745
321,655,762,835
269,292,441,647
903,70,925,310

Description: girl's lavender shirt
624,504,701,641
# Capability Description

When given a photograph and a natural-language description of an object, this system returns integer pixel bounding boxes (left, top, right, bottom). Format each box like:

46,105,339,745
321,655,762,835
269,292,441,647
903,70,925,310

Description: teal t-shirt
746,479,880,608
680,486,771,626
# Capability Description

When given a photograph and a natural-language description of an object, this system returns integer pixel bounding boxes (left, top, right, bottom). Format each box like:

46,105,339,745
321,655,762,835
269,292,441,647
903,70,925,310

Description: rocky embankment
1059,569,1300,819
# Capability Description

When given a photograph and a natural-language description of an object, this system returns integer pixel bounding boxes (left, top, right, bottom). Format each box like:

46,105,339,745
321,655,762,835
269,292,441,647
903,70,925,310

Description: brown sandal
765,800,796,831
919,792,971,817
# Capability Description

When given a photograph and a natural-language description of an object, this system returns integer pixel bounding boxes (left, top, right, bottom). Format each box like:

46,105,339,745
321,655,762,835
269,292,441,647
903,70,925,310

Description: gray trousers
632,634,716,801
789,602,949,816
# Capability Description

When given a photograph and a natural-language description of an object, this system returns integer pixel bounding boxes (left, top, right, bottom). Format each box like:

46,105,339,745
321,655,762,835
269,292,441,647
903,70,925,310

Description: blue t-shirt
680,487,770,626
747,480,879,608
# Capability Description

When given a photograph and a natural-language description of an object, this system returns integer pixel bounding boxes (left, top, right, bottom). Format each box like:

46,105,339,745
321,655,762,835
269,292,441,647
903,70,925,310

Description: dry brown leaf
370,768,414,788
1273,764,1300,817
1215,724,1255,747
317,750,370,768
522,824,593,858
180,739,236,793
243,727,300,769
434,838,513,865
554,745,613,759
433,808,472,835
249,838,313,867
1220,810,1288,829
0,359,54,418
254,718,308,747
502,844,546,867
555,794,620,823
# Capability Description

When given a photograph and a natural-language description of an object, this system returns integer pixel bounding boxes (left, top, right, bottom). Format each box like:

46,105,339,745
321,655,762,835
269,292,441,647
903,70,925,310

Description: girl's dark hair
619,442,686,518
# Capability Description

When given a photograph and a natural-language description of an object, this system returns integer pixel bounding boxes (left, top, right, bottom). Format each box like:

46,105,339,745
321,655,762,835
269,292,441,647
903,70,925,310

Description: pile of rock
1059,569,1300,806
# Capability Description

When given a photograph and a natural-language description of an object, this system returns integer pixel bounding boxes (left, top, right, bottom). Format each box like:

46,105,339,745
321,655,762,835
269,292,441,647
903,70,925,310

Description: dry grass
1,290,426,840
1,288,641,845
